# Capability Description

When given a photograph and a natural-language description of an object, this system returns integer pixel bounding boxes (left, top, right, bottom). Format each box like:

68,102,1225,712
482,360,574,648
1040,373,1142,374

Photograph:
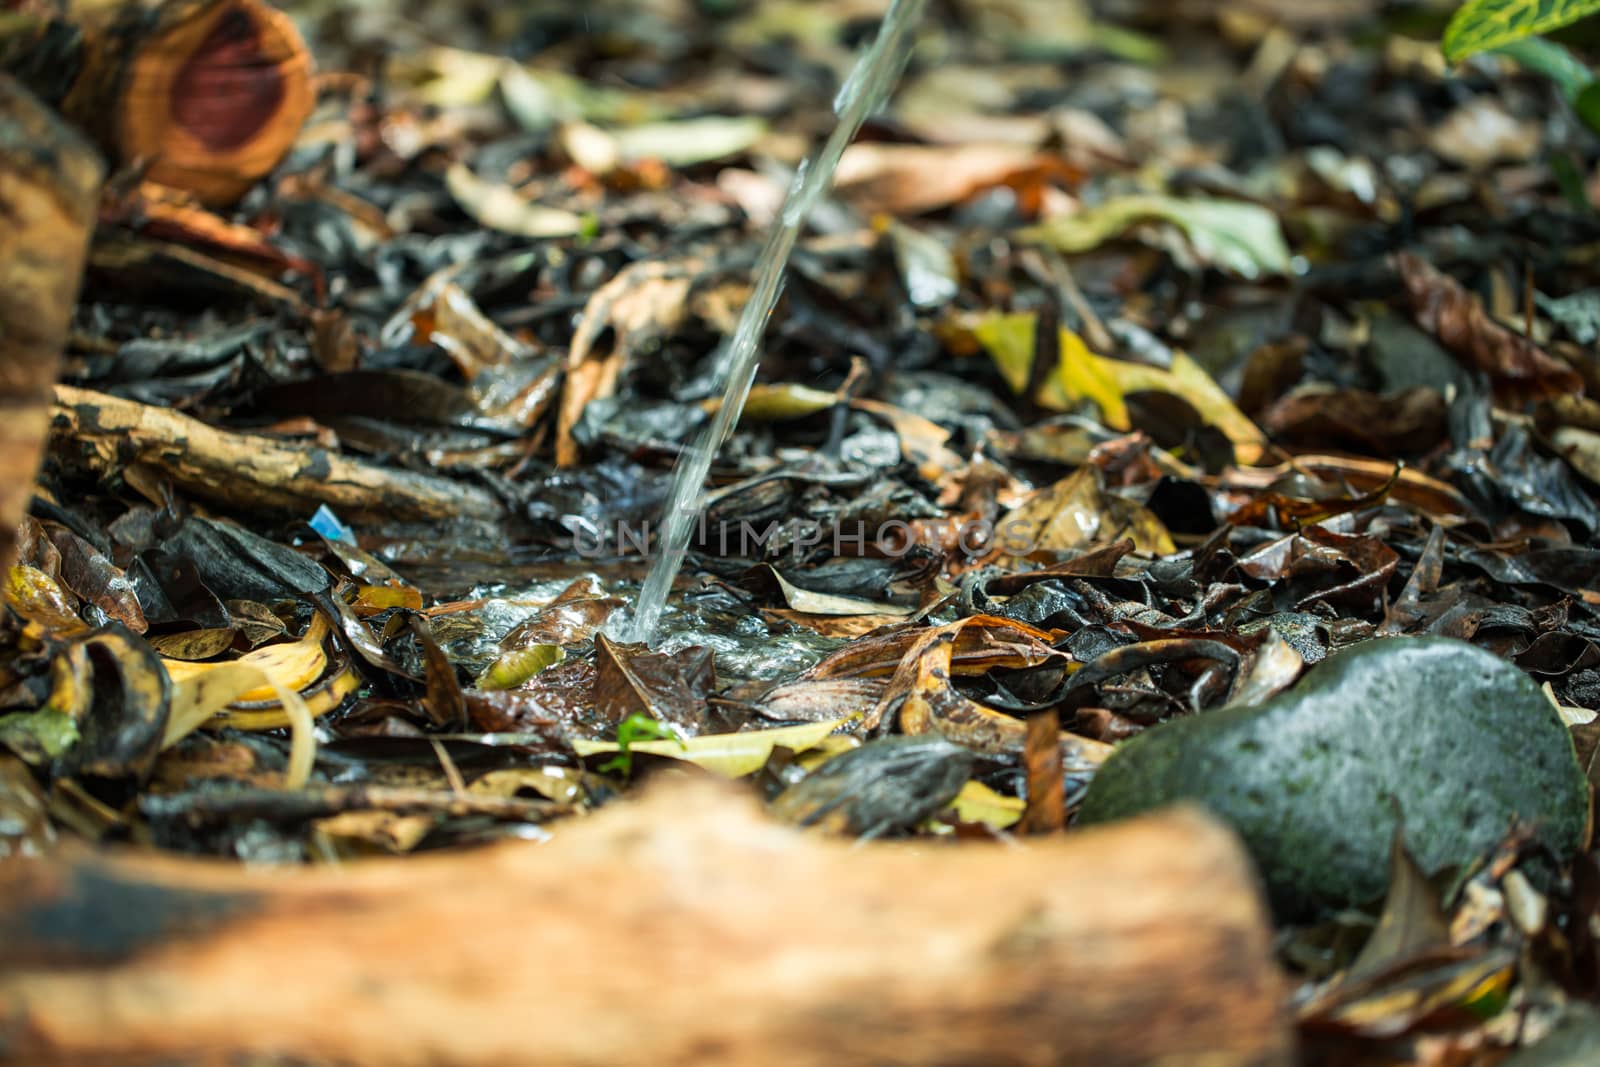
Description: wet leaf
835,142,1059,215
5,564,88,636
1346,833,1453,984
761,566,916,618
770,735,973,835
166,517,331,604
148,628,238,661
740,677,889,723
716,383,837,422
885,619,1113,779
804,615,1062,680
475,644,566,691
886,220,959,309
45,525,145,633
972,311,1129,429
593,634,718,736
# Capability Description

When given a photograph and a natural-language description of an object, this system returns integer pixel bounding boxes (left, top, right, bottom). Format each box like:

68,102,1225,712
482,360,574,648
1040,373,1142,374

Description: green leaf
1493,37,1596,101
1443,0,1600,63
1020,195,1292,279
474,644,565,691
0,708,80,763
574,717,852,778
1577,81,1600,134
593,712,682,777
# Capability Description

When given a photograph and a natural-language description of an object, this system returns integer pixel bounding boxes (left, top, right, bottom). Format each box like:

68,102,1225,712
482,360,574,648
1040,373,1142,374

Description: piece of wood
0,0,313,205
0,74,103,575
0,776,1294,1067
49,384,507,523
1018,707,1065,834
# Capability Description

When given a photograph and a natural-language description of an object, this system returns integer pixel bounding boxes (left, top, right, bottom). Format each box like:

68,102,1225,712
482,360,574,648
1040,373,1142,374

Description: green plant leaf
574,717,852,778
1577,81,1600,134
593,712,683,776
1443,0,1600,63
1494,37,1596,101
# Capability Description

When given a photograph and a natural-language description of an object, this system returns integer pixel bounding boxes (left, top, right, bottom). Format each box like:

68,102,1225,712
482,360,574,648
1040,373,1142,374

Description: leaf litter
6,0,1600,1060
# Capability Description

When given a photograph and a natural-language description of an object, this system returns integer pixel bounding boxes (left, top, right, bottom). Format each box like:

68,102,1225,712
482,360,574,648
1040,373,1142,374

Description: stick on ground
50,384,507,523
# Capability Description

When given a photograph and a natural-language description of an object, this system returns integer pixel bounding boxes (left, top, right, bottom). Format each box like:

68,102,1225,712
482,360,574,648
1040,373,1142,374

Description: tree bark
0,73,102,575
0,776,1294,1067
0,0,313,205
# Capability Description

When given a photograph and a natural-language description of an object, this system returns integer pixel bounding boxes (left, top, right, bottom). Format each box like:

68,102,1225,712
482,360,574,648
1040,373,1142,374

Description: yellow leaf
572,717,852,778
947,780,1024,829
1094,351,1267,464
703,382,838,421
160,615,335,789
970,310,1266,463
162,614,329,704
970,312,1129,430
1056,327,1130,431
971,310,1035,395
475,644,566,690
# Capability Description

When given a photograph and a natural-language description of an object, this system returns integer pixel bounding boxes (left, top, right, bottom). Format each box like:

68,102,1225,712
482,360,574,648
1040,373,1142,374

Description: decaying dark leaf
770,735,973,836
1397,253,1584,401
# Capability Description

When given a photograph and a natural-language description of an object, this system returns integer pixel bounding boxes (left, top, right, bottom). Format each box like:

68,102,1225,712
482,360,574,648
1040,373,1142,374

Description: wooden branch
0,777,1293,1067
1,0,313,205
0,74,103,574
49,384,507,523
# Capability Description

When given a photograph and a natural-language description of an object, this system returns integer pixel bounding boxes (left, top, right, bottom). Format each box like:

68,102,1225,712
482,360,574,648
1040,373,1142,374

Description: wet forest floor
4,0,1600,1063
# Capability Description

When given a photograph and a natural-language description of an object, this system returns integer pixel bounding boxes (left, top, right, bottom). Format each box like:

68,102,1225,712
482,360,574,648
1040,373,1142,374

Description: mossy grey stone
1076,636,1589,917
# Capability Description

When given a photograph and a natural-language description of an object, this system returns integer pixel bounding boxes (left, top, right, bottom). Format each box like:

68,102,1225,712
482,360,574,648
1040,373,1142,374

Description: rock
1076,636,1589,917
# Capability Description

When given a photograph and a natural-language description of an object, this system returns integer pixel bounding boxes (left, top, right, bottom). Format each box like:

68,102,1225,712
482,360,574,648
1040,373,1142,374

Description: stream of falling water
622,0,929,644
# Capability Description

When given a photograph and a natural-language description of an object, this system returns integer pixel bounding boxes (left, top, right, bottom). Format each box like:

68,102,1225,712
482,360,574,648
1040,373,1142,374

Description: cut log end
119,0,313,204
0,0,316,205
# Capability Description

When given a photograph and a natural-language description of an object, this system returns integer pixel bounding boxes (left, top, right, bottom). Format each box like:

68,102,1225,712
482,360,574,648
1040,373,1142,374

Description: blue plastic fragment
309,504,356,545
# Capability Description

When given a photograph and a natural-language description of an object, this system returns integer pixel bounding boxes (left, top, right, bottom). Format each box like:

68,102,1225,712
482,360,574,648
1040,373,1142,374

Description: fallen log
0,0,313,205
0,777,1294,1067
49,384,507,523
0,74,103,574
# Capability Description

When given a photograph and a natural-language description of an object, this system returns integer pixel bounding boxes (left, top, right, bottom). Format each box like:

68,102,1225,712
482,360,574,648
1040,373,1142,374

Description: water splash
622,0,929,644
